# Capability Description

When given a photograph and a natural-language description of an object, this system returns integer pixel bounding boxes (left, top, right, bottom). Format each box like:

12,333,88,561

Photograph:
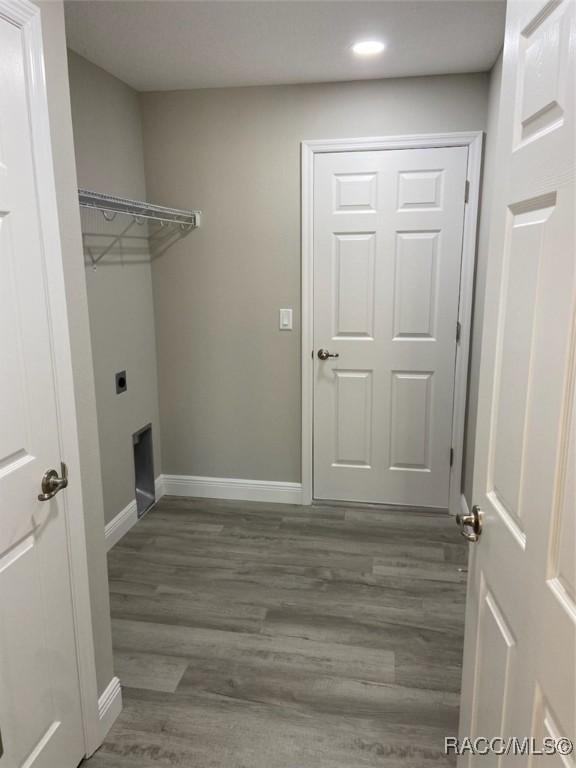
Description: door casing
301,132,483,513
2,0,102,756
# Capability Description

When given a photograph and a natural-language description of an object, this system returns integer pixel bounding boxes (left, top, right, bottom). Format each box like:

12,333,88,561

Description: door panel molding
301,132,483,511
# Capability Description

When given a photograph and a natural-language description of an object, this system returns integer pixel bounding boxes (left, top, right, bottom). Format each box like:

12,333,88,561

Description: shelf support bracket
92,218,139,266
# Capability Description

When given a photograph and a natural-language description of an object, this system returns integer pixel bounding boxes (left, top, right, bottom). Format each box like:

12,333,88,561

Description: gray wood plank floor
83,496,468,768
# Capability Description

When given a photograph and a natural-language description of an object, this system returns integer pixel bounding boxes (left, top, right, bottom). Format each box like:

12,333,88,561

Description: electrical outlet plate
115,370,127,394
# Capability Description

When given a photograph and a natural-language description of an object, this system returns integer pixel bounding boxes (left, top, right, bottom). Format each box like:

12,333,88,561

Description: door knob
38,462,68,502
317,349,340,360
456,504,483,542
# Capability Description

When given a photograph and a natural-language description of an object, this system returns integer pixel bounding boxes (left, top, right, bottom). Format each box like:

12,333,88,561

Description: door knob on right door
456,504,483,542
317,349,339,360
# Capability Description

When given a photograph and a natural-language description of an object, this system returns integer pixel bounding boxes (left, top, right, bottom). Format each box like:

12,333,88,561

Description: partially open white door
459,0,575,759
0,3,86,766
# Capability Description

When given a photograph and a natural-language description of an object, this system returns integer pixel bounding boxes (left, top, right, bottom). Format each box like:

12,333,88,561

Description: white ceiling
64,0,506,93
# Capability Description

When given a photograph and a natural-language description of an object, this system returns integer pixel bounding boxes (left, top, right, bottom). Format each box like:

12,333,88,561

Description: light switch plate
279,308,293,330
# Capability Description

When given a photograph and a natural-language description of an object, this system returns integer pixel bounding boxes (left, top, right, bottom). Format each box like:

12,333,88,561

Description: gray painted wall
462,53,503,508
140,74,490,483
39,3,113,696
68,52,162,524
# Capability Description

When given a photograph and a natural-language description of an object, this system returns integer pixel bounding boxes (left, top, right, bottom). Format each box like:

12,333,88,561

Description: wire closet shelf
78,188,200,230
79,188,200,267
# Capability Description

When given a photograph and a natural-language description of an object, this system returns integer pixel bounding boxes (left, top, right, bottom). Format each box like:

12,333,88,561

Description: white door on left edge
313,146,468,507
0,5,84,767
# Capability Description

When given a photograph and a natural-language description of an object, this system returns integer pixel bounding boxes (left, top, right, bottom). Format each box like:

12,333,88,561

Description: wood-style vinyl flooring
84,496,468,768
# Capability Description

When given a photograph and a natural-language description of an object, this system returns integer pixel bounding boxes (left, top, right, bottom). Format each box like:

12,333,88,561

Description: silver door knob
38,462,68,501
317,349,340,360
456,504,483,542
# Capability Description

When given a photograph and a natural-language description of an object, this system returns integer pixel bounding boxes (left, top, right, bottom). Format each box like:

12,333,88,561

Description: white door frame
2,0,102,756
301,132,483,514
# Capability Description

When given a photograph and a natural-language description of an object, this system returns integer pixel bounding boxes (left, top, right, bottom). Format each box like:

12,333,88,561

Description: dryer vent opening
133,424,155,518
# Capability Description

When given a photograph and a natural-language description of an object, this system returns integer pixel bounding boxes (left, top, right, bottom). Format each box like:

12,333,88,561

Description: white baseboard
104,474,301,549
104,500,137,551
155,474,165,500
104,476,166,551
98,676,122,741
161,474,303,505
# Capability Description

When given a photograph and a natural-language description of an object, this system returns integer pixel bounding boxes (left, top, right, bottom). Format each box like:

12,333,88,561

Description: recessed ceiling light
352,40,386,56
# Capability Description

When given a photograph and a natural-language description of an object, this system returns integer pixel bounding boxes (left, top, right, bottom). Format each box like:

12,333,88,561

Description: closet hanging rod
78,188,200,229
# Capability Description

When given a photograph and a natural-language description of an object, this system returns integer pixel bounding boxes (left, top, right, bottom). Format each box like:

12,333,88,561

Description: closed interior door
0,7,84,767
313,146,468,507
459,0,575,757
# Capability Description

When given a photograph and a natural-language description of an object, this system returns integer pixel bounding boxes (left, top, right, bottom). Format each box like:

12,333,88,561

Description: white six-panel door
313,146,468,507
0,4,85,766
459,0,575,759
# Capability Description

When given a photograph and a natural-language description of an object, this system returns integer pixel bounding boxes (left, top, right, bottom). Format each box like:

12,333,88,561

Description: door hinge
456,321,462,344
464,180,470,203
450,447,454,467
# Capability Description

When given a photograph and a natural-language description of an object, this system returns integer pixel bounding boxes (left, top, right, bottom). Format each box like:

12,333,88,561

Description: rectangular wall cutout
133,424,155,518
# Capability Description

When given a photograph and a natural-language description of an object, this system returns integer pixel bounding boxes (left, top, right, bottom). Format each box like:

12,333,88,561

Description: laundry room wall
140,73,490,486
68,51,162,525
